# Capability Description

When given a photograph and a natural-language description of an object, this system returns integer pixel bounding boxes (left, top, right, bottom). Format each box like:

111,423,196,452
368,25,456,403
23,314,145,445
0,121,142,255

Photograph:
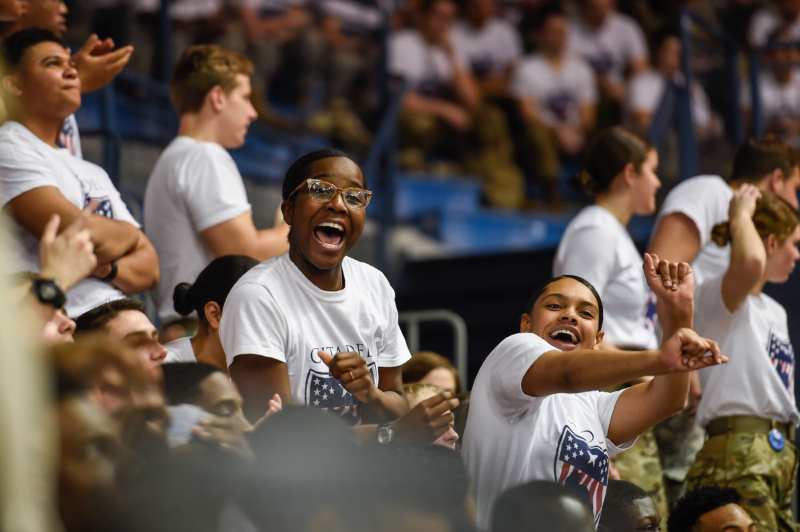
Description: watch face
377,426,394,444
41,284,56,299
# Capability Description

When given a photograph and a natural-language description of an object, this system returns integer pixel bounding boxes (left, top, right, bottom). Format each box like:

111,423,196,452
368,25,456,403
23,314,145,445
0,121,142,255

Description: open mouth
549,328,580,350
314,221,346,249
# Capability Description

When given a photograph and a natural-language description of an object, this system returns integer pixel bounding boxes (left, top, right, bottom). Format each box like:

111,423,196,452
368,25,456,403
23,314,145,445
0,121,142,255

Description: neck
178,114,223,145
17,113,64,148
469,18,485,29
289,247,344,291
775,70,792,84
190,328,228,371
595,192,635,226
543,49,564,65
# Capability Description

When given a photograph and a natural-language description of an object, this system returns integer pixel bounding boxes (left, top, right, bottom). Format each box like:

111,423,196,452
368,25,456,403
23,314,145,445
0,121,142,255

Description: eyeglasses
288,178,373,211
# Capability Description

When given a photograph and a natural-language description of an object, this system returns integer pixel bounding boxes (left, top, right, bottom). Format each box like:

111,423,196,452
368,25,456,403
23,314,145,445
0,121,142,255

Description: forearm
450,59,481,109
523,349,665,397
107,236,159,294
730,212,766,279
88,217,139,262
254,226,290,261
360,389,408,424
608,373,689,444
229,356,293,424
403,93,456,117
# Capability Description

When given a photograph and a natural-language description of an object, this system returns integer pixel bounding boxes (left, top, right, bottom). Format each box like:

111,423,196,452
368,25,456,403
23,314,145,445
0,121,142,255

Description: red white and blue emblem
304,362,377,425
767,330,795,391
553,425,610,525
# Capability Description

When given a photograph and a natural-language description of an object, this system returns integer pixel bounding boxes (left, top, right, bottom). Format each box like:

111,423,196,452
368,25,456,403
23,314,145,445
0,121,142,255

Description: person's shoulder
390,28,420,47
667,174,728,199
761,291,788,320
344,256,393,291
487,16,516,35
565,53,595,76
568,205,614,228
499,332,554,352
608,10,642,32
0,121,43,151
517,53,547,75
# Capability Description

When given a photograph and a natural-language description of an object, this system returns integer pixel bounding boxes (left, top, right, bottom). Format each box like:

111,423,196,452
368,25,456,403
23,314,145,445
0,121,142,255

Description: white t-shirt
389,29,466,97
652,175,732,286
626,70,712,130
742,70,800,147
164,337,197,364
567,11,648,81
143,136,252,324
58,115,82,159
0,121,139,317
694,274,799,428
135,0,223,20
748,8,800,46
321,0,383,38
553,205,658,350
451,18,522,78
219,253,412,423
463,332,633,531
510,53,597,128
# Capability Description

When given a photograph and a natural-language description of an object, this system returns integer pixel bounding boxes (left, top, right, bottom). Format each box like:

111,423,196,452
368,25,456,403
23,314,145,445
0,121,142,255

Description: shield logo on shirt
767,330,795,390
84,194,114,219
553,425,610,525
304,362,377,425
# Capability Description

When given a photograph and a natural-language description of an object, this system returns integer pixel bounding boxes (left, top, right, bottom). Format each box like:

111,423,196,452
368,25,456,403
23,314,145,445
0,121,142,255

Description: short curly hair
667,487,743,532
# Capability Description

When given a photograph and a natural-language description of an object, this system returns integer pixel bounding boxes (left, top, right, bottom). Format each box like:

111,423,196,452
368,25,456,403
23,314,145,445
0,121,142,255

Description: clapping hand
73,34,134,94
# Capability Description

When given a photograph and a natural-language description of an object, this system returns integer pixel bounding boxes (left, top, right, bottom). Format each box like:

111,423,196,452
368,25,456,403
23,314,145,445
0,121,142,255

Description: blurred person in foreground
0,29,159,317
668,487,755,532
598,480,661,532
144,45,288,342
389,0,525,209
0,0,133,158
491,480,595,532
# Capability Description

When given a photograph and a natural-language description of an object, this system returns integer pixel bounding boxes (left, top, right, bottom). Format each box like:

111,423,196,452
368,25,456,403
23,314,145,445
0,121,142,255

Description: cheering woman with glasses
219,149,414,427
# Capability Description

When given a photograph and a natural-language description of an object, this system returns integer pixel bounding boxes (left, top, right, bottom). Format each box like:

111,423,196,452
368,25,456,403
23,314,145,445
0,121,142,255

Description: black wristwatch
101,260,118,282
30,278,66,309
376,422,396,445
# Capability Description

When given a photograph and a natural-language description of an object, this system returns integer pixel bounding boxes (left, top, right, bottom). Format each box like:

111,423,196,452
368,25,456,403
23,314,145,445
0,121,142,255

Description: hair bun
711,222,732,247
172,282,195,316
567,171,597,196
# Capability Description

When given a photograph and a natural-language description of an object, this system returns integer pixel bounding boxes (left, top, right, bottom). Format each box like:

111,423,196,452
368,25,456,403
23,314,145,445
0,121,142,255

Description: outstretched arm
229,355,293,424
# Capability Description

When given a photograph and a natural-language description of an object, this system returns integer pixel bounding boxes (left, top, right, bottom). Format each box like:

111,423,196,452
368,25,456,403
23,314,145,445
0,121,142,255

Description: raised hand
657,328,727,374
39,200,98,291
390,391,459,447
318,350,377,404
729,183,761,221
73,34,134,94
253,394,283,429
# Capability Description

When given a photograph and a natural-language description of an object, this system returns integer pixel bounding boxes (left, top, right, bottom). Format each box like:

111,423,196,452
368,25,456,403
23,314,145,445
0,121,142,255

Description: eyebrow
40,54,66,64
542,293,599,312
310,173,364,188
123,329,157,340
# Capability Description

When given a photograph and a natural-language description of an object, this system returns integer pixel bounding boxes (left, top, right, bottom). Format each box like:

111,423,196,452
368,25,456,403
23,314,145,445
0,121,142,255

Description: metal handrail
399,309,469,389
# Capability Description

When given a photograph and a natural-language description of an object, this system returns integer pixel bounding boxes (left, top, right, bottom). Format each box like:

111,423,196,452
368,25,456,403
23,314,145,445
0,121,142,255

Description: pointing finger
41,213,60,246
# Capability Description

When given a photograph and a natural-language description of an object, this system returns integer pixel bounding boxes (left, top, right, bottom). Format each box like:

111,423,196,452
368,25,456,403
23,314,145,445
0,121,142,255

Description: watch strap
101,260,118,282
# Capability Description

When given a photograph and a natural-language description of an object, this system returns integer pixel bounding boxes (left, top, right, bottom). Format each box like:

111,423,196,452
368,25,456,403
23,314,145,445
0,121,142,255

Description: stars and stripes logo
767,330,795,390
84,194,114,219
58,120,77,156
304,364,377,426
553,426,610,525
643,284,658,333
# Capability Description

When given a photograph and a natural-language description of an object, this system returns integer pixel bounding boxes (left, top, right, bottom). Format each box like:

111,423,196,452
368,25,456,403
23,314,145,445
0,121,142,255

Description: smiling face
630,149,661,216
3,40,80,121
520,278,603,351
217,74,258,149
764,224,800,283
282,157,367,276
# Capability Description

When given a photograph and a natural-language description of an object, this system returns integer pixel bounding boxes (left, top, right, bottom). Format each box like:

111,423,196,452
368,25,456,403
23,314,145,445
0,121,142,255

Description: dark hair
401,351,462,393
1,28,63,71
173,255,259,319
74,299,146,335
161,362,226,406
281,149,363,201
599,480,653,530
668,487,743,532
526,275,604,330
531,2,567,32
420,0,457,13
649,28,679,58
730,136,799,184
711,190,800,246
568,127,653,196
491,480,595,532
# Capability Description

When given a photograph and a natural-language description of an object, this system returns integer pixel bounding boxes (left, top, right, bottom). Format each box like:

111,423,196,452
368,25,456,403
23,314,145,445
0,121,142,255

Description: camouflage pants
397,104,526,209
686,431,799,532
653,411,706,508
614,428,670,529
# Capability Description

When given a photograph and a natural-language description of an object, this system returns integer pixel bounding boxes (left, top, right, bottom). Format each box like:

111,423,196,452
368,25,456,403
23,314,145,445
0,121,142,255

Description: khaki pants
686,430,799,532
397,103,525,209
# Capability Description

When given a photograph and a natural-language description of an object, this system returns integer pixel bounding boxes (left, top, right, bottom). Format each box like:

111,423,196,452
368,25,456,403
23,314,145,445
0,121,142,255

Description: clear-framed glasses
288,178,373,211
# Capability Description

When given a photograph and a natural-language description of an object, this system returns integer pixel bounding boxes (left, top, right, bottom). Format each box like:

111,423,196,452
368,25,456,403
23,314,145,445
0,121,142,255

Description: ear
204,301,222,330
621,162,637,187
206,85,226,113
281,199,293,227
2,75,21,97
764,233,778,257
767,168,785,193
520,312,532,333
592,330,604,350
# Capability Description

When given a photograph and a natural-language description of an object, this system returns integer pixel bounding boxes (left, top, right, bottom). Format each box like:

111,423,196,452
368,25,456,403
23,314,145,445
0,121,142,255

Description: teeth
550,329,577,343
318,222,344,232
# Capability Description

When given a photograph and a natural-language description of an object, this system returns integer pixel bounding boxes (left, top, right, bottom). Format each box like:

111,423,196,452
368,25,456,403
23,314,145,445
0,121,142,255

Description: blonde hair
403,382,442,407
170,45,253,115
711,190,800,246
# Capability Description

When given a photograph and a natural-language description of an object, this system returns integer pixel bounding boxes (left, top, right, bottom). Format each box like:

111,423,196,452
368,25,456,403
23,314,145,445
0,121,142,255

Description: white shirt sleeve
388,32,414,81
594,389,637,455
627,72,660,112
0,136,58,203
180,146,251,233
219,281,288,367
622,15,648,63
509,60,535,100
376,283,412,368
488,333,556,414
554,225,617,295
